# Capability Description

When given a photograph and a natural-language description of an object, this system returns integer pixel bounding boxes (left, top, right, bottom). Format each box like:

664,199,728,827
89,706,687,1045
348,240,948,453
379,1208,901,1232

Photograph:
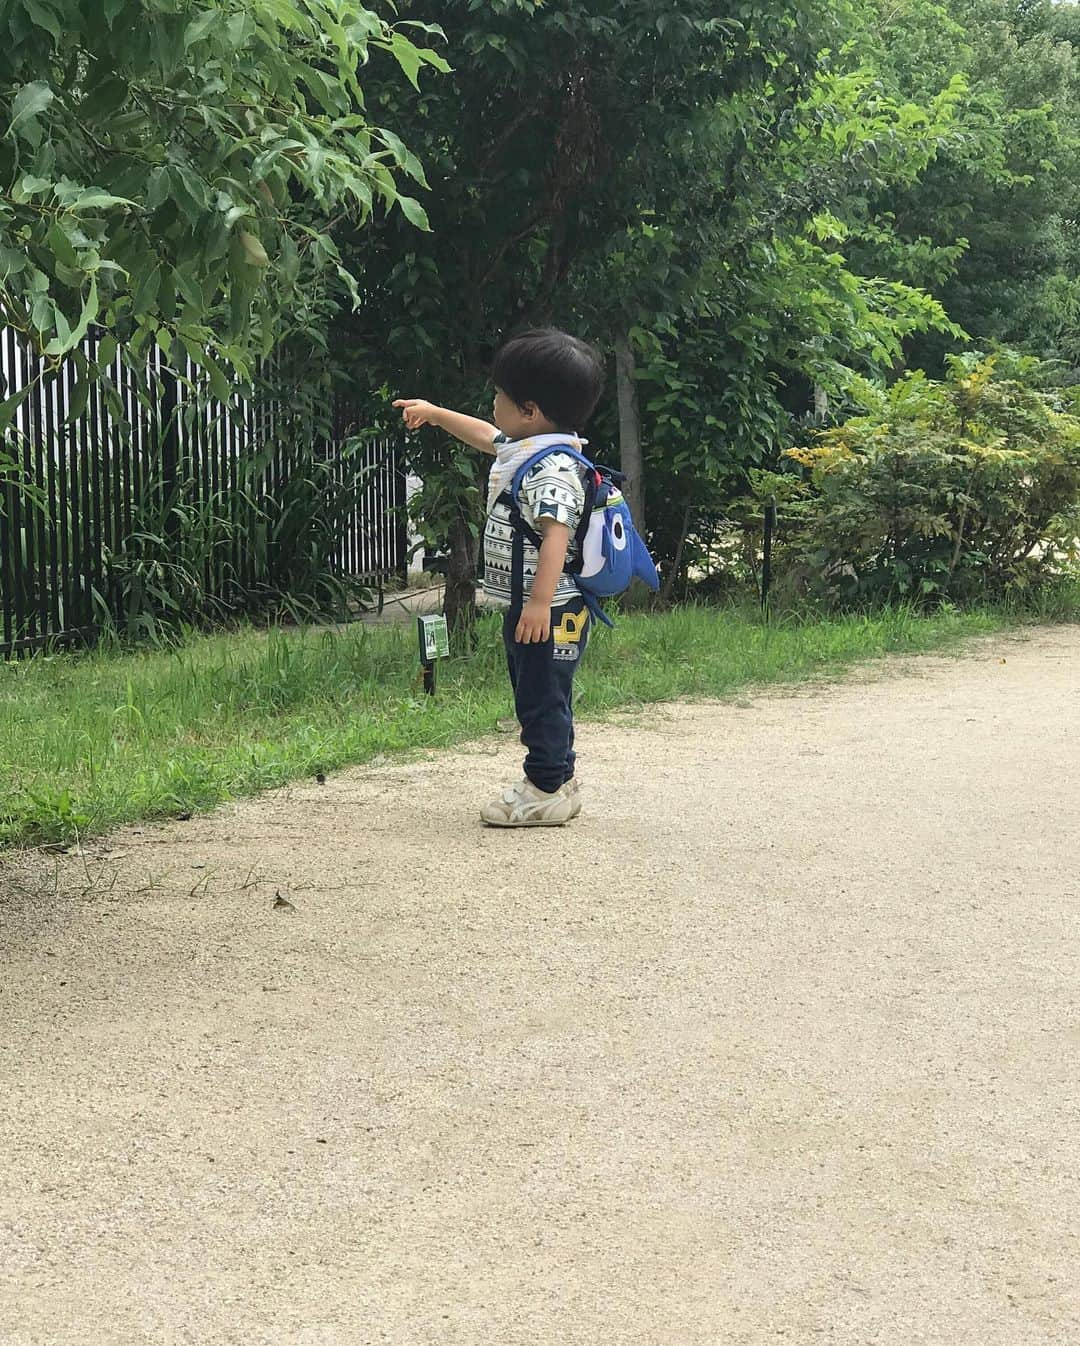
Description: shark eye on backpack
609,515,628,551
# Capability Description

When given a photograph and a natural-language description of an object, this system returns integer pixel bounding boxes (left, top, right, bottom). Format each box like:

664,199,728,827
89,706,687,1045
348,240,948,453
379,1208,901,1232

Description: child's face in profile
493,387,548,440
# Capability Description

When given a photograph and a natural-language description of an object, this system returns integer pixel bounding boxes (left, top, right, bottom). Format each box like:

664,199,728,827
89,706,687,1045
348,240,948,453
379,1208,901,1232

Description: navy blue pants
503,595,591,794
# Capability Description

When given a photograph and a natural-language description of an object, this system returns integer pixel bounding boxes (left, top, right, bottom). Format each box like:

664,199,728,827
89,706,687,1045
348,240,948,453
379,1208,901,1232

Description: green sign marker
416,614,450,694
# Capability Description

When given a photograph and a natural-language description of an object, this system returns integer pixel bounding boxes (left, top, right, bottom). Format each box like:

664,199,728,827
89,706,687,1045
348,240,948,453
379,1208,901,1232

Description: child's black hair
492,328,605,430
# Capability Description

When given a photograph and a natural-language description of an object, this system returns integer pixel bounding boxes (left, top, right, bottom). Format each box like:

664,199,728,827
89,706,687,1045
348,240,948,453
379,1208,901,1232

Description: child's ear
521,400,541,421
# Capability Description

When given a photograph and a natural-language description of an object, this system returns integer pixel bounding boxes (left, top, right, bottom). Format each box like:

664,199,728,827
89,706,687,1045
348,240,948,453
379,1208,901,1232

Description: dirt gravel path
2,626,1078,1346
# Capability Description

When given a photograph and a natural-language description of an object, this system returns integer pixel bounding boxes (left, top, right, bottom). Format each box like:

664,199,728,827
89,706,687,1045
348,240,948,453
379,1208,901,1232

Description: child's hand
515,599,551,644
393,398,442,432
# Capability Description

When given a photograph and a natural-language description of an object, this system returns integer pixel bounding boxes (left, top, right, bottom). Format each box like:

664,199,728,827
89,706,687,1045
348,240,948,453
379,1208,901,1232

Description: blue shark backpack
507,446,660,627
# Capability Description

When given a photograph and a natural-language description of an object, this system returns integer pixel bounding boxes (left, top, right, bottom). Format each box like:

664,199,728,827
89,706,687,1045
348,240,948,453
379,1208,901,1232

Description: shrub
756,355,1080,605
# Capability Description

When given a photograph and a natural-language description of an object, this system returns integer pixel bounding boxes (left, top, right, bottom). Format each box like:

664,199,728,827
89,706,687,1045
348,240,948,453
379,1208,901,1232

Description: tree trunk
443,512,478,642
615,333,644,528
660,501,693,604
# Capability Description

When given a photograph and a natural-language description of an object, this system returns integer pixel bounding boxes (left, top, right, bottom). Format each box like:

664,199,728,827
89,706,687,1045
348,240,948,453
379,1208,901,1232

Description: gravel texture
1,626,1078,1346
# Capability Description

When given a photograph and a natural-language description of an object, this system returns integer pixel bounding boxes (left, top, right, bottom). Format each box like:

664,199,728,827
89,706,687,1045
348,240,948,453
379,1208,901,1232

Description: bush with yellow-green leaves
754,356,1080,605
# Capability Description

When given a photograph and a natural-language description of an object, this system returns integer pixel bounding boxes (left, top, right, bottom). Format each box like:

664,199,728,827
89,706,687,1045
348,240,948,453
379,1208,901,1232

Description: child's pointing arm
392,399,499,455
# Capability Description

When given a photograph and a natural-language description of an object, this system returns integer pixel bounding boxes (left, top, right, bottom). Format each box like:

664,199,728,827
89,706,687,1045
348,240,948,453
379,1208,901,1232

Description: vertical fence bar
75,349,94,632
383,442,392,578
87,336,105,631
0,326,17,650
123,356,138,570
366,436,376,578
207,384,219,601
230,383,242,610
117,354,132,543
27,354,49,642
7,336,29,645
18,343,38,643
395,447,409,582
243,381,253,601
159,356,179,547
108,346,126,627
193,363,210,602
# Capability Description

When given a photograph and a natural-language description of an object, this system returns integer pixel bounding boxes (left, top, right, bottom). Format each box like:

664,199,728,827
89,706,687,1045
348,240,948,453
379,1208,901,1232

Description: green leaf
204,357,233,404
378,127,428,188
184,9,218,47
168,166,210,225
145,166,170,212
396,21,447,38
9,82,54,137
69,190,135,212
132,265,161,318
47,221,79,269
398,196,431,231
44,306,72,356
0,246,28,281
96,334,118,371
219,11,251,51
416,47,452,75
14,174,52,200
280,233,300,287
24,0,62,42
66,377,91,426
0,385,33,436
389,32,422,90
45,277,98,356
239,231,269,266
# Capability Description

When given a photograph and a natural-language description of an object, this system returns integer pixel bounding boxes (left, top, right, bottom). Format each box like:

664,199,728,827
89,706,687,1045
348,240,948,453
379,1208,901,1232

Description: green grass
2,588,1077,849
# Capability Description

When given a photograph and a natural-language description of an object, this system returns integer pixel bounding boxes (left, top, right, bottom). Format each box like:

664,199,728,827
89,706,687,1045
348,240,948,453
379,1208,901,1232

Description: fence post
395,455,410,584
761,497,777,613
159,358,180,545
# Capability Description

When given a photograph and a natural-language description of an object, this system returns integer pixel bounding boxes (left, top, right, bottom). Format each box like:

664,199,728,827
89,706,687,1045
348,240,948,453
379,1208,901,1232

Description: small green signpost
416,614,450,695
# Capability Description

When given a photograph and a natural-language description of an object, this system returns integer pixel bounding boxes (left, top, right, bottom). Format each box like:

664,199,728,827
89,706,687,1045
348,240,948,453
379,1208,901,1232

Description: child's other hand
515,599,550,644
393,398,441,431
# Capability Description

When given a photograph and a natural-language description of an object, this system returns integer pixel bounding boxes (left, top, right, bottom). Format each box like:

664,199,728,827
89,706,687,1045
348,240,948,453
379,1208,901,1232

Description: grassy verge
2,590,1076,848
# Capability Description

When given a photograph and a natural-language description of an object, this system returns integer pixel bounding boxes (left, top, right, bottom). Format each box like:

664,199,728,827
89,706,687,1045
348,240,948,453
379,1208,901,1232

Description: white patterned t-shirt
482,442,587,607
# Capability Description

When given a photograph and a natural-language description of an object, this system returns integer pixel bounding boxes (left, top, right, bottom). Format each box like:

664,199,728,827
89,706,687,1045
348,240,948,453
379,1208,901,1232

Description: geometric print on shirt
481,450,587,608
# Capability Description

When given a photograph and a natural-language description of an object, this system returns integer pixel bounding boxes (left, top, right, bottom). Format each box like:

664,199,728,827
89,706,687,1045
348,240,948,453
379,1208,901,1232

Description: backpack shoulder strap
509,445,596,501
505,445,598,610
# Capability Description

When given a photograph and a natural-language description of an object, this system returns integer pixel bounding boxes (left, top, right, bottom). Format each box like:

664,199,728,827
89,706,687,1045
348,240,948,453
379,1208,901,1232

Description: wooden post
761,497,777,612
615,334,644,528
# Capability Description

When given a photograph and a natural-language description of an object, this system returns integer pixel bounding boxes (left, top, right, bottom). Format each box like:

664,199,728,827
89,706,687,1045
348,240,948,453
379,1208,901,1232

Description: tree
334,0,839,630
571,29,968,590
857,0,1080,370
0,0,443,413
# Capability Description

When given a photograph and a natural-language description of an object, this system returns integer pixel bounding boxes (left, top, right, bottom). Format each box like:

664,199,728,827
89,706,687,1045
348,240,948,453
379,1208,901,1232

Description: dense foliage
3,0,1079,632
751,356,1080,603
0,0,440,391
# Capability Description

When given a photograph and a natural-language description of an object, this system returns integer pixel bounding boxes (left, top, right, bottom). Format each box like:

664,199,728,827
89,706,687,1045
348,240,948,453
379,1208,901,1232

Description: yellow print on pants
553,607,588,645
552,603,588,662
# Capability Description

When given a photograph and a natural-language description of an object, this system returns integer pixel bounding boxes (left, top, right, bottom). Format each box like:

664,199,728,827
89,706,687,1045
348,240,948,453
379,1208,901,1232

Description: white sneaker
566,778,582,818
481,778,575,828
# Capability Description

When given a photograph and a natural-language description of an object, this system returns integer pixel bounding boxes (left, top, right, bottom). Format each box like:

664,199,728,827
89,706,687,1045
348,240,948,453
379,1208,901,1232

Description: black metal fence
0,328,408,656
